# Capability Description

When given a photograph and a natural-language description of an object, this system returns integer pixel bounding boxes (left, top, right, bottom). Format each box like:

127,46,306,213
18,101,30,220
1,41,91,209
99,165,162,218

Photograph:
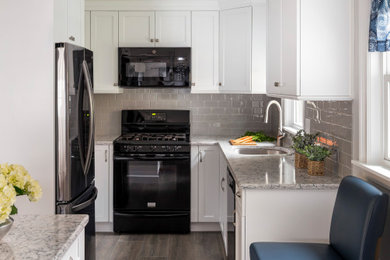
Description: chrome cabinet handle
69,36,75,41
150,39,154,42
221,177,225,191
236,191,241,198
199,151,203,163
105,150,108,162
155,39,159,42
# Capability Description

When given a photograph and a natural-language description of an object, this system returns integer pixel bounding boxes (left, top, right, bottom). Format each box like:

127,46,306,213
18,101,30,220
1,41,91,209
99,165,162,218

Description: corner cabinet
54,0,85,47
266,0,353,100
90,11,123,94
118,11,191,48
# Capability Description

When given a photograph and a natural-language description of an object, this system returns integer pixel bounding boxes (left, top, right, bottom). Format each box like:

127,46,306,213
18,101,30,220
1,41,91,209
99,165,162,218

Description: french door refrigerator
55,43,97,260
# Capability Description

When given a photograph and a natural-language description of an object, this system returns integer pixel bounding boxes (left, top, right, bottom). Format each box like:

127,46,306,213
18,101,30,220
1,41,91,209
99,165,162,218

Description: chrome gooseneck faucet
264,100,285,147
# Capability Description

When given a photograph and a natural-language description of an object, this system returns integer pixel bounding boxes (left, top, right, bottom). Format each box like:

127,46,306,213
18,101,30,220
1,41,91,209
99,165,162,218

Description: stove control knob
175,146,182,151
150,146,157,152
133,146,141,152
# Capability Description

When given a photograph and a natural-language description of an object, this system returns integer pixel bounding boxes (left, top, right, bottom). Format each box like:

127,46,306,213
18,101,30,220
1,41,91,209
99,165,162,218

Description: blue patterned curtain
369,0,390,52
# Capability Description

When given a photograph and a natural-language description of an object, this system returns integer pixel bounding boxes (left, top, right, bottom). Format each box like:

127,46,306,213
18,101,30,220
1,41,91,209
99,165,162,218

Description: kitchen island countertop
0,215,88,260
191,136,341,190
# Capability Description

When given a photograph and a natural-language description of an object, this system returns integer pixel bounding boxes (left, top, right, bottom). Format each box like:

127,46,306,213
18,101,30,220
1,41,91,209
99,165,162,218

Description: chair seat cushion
250,242,344,260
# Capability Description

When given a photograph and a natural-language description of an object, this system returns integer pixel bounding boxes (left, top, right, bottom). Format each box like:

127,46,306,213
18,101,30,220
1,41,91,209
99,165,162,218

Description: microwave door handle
82,60,95,176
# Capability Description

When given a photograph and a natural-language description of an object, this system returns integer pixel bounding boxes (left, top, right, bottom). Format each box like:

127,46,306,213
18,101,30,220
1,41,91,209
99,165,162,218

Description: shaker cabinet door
95,145,110,222
220,7,252,93
119,11,155,47
191,11,219,93
155,11,191,47
91,11,122,94
198,146,220,222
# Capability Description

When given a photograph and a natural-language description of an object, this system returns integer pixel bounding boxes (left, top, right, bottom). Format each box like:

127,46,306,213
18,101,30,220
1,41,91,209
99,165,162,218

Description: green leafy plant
242,131,276,142
292,130,319,154
303,145,331,161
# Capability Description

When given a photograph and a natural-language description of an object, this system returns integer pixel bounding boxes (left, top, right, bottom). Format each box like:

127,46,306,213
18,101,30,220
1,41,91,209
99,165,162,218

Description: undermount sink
235,147,293,156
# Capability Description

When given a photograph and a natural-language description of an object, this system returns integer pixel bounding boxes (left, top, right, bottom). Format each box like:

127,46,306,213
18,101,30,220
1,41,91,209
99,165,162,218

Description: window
384,54,390,161
283,99,304,133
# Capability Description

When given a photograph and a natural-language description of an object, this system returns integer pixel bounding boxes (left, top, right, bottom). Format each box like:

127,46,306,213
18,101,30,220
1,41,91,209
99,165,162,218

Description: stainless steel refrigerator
55,42,97,260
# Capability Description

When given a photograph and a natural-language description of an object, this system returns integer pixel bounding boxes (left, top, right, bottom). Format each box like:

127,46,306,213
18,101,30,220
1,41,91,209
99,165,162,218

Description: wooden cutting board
229,136,257,145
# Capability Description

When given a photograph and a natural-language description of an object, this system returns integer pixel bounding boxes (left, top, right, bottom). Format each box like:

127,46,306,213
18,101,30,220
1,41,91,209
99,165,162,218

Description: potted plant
0,163,42,240
291,130,318,169
303,145,331,176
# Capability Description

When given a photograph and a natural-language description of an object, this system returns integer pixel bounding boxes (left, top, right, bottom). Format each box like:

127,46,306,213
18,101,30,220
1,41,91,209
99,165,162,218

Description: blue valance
369,0,390,52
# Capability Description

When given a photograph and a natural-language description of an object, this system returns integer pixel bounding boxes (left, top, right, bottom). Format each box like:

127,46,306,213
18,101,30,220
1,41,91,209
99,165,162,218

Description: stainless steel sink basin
235,147,292,156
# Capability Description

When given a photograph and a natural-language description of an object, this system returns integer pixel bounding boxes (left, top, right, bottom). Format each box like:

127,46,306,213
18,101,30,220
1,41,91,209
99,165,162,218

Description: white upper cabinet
54,0,85,47
191,11,219,93
85,11,91,49
266,0,353,100
220,7,252,93
155,11,192,47
119,11,155,47
118,11,191,47
91,11,123,94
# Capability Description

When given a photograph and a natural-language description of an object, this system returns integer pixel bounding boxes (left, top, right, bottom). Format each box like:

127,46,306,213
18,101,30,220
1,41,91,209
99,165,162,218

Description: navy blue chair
250,176,388,260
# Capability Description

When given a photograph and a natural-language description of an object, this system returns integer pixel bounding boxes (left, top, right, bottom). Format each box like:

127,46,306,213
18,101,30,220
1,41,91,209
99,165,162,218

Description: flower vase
0,217,13,241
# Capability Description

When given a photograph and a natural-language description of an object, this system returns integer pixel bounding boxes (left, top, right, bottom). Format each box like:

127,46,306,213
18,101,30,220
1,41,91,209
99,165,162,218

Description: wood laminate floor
96,232,226,260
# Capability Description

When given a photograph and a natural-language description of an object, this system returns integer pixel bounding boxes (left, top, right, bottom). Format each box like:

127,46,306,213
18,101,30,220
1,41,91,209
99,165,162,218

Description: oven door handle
115,212,189,218
114,156,190,161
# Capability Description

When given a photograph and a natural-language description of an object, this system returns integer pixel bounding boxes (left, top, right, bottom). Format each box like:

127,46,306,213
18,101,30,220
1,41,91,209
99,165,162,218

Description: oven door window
114,158,190,211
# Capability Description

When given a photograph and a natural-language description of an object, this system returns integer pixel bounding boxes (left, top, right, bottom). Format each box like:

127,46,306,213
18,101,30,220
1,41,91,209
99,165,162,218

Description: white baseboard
191,222,221,232
96,222,113,232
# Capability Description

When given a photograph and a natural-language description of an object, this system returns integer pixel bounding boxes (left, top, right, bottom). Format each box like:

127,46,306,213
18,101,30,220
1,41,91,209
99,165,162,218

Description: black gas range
113,110,190,234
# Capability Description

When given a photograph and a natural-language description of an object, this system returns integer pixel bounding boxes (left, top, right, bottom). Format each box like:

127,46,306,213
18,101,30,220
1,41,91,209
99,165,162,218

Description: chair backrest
329,176,388,260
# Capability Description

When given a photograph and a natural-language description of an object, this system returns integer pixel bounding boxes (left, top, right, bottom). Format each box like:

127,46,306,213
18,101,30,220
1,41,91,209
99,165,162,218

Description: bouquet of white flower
0,163,42,224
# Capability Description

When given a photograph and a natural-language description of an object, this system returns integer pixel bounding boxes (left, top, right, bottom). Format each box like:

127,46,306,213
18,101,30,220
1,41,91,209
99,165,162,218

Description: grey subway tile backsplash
94,88,280,137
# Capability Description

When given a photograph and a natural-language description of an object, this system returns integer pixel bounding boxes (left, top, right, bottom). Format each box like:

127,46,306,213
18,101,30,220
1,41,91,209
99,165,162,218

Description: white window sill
351,160,390,189
283,126,302,135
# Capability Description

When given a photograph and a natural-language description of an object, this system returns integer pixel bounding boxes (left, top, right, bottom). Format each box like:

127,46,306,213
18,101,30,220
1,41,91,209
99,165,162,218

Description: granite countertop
95,135,120,144
192,136,341,190
0,215,89,260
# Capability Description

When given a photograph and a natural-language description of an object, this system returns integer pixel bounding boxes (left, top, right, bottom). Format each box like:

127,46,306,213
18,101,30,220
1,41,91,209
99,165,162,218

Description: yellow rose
0,205,12,224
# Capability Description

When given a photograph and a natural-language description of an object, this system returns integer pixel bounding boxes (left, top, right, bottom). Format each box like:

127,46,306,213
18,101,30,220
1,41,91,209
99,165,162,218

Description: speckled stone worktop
192,136,341,190
0,215,88,260
95,135,119,145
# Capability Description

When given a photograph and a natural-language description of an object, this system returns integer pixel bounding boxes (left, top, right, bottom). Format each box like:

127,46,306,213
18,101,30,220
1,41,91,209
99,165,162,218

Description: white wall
0,1,55,214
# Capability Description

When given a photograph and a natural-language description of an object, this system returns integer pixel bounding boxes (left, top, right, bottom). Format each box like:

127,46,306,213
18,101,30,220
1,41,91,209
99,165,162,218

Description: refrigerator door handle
82,60,95,176
72,187,98,212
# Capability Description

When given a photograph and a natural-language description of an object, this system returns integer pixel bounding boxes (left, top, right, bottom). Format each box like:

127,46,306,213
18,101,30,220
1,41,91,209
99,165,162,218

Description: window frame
282,99,305,134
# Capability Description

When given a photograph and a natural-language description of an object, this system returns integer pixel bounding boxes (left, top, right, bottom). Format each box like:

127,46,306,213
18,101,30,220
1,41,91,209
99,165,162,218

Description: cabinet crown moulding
85,0,220,11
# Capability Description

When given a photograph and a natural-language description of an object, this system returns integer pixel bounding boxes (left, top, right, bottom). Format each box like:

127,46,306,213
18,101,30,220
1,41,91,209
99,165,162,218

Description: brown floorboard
96,232,226,260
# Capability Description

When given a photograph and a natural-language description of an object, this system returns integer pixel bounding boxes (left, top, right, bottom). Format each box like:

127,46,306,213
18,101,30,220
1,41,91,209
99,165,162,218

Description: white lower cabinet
94,144,114,231
219,154,228,254
236,189,338,260
191,145,221,223
61,229,85,260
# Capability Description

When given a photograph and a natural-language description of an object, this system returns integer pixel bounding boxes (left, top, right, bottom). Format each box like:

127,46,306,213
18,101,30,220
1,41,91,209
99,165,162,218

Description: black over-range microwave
118,48,191,88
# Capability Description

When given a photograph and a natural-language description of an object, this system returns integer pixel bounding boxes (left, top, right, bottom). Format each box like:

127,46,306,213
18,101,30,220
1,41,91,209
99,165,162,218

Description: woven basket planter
307,160,325,176
295,152,308,169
